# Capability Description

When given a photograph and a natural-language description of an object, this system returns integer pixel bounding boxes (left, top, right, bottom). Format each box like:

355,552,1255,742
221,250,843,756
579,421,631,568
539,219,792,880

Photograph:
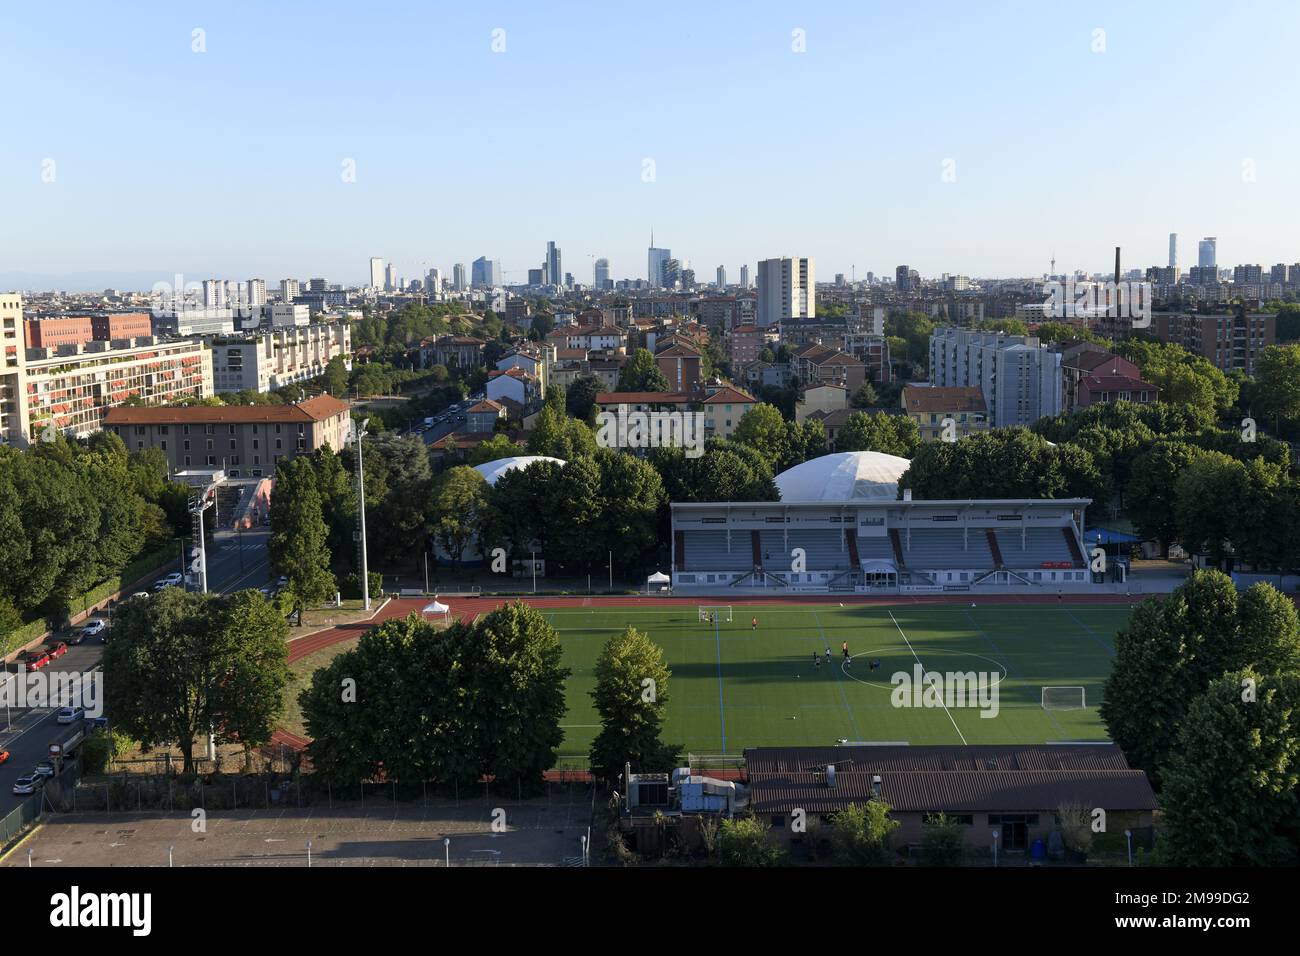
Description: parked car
130,591,150,600
33,760,55,779
0,750,9,766
57,706,84,725
80,619,108,638
18,648,51,671
12,775,42,795
44,641,68,660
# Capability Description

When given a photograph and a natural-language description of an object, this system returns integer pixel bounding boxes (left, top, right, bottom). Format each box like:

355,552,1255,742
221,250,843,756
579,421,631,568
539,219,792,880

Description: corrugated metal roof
749,769,1158,814
744,744,1131,775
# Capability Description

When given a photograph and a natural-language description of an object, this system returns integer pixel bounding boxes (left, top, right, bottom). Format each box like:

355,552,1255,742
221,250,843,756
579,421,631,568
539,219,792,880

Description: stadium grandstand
670,451,1097,594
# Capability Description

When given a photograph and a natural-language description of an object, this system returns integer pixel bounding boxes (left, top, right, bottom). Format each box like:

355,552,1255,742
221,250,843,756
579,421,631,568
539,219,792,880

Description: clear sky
3,0,1299,290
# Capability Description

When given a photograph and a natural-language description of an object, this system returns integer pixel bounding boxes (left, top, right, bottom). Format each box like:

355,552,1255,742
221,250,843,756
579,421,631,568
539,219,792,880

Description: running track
270,590,1153,772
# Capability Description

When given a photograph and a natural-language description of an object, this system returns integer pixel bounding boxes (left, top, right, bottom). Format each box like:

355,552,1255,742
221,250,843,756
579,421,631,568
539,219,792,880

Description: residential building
928,328,1063,428
1150,311,1275,374
901,385,989,441
280,278,300,302
756,257,815,326
466,398,507,433
795,383,848,422
369,258,385,290
453,263,467,291
1061,348,1144,412
700,385,757,441
421,335,484,370
271,303,310,327
655,342,704,393
104,394,351,478
209,322,351,394
790,342,868,394
1076,374,1159,408
246,279,266,308
486,366,538,407
727,325,768,366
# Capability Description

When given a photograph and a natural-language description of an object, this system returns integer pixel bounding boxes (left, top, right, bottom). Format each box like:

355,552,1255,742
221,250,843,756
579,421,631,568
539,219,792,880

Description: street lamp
443,837,450,868
307,840,312,868
355,418,372,612
168,845,173,868
1124,829,1133,866
990,828,999,867
530,550,536,595
581,834,588,866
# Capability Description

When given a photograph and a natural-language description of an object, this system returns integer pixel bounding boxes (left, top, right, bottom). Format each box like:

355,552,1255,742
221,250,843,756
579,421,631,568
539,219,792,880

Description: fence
0,762,83,851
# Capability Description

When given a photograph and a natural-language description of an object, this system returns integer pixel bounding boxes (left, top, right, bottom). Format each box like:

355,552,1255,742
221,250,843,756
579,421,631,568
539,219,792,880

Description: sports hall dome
472,456,566,486
774,451,911,502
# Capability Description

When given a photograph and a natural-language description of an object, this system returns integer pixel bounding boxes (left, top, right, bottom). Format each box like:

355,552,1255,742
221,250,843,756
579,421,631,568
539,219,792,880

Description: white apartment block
928,327,1063,428
756,257,815,326
210,322,352,394
271,303,311,327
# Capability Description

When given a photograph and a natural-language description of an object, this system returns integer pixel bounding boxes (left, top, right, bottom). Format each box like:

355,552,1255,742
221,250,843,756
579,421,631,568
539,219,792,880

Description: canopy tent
646,571,672,593
421,598,450,618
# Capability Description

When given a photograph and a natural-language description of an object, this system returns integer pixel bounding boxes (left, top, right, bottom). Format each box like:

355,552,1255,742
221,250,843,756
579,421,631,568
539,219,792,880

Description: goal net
1042,686,1086,710
698,606,733,623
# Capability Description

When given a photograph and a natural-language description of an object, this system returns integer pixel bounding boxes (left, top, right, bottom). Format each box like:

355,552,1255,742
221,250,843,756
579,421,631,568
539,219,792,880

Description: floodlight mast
356,418,371,612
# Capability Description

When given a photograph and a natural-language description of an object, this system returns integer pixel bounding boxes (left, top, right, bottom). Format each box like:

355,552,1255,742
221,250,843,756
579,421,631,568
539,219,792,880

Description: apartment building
928,328,1063,428
1150,311,1275,374
210,322,351,394
104,394,352,478
655,342,704,393
789,342,868,394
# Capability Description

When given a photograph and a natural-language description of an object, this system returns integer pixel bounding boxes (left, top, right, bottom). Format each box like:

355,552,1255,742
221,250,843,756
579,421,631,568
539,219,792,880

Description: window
229,439,236,450
207,439,213,450
160,441,167,451
275,439,282,449
253,439,259,449
184,456,191,466
158,425,168,435
183,425,190,435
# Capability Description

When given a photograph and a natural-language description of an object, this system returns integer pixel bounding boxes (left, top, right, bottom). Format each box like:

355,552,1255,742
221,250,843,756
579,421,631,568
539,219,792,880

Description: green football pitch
545,602,1131,767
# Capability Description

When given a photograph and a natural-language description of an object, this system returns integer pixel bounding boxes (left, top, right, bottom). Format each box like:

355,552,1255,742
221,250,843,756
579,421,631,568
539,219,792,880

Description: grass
545,602,1132,764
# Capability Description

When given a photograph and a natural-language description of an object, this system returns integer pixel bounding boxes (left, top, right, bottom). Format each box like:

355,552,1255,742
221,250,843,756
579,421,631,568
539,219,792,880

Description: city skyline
3,1,1300,289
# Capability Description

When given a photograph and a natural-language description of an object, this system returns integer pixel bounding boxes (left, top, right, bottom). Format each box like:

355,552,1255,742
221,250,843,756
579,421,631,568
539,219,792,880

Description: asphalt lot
5,792,595,866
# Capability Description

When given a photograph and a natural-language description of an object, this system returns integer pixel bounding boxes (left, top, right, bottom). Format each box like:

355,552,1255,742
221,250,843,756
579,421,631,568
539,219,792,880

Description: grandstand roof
774,451,911,502
472,455,566,486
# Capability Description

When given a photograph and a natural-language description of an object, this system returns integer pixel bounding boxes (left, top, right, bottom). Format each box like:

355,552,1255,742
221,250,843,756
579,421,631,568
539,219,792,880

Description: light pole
581,834,588,866
307,840,312,868
355,419,372,611
531,550,536,594
443,837,450,868
168,845,173,868
27,848,32,868
991,829,999,867
1124,829,1132,866
608,551,613,593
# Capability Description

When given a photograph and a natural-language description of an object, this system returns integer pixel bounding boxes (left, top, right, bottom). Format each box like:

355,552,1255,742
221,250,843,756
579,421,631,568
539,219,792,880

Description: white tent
421,598,450,618
646,571,671,593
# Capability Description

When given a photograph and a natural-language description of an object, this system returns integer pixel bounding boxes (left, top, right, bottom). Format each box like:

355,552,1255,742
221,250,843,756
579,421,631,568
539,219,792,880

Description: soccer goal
698,606,733,623
1042,686,1086,710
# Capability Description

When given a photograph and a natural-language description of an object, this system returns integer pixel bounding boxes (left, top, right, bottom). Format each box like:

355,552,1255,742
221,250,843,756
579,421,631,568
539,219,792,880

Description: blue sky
2,0,1298,289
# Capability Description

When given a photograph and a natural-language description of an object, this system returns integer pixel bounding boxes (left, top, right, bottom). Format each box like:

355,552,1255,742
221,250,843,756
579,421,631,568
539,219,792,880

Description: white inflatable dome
774,451,911,502
472,455,566,486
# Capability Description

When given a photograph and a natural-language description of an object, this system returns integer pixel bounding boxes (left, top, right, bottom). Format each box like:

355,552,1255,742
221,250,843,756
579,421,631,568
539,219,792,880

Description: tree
1159,671,1300,866
527,404,596,459
835,411,920,457
849,382,878,408
1099,571,1300,781
919,813,965,866
782,418,827,469
589,627,680,784
1254,344,1300,434
718,816,786,866
592,449,664,572
617,348,670,392
1124,441,1204,556
731,403,789,463
429,466,488,567
321,355,349,397
103,588,289,773
465,433,521,466
1173,451,1253,565
830,801,899,865
268,457,336,623
565,374,603,423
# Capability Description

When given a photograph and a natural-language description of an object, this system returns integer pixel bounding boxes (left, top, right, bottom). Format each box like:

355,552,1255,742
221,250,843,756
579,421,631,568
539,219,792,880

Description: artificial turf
545,602,1131,768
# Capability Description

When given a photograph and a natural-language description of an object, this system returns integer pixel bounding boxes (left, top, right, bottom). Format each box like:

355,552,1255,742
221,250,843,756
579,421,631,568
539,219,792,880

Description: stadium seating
994,528,1076,568
760,529,849,571
684,530,747,570
899,528,996,570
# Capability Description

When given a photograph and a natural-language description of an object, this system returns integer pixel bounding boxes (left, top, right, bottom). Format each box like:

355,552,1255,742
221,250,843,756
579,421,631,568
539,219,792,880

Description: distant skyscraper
453,263,467,291
648,231,671,288
528,267,544,286
895,265,917,292
661,258,681,289
425,268,442,294
756,257,815,326
546,241,562,289
1168,233,1178,270
716,265,727,288
246,278,266,308
369,258,384,290
279,278,299,303
471,257,501,287
594,257,610,289
739,264,750,288
1199,237,1217,270
384,263,398,292
202,278,225,308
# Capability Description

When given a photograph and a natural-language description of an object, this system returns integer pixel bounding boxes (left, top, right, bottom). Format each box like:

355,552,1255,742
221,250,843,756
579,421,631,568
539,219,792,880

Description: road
0,523,272,815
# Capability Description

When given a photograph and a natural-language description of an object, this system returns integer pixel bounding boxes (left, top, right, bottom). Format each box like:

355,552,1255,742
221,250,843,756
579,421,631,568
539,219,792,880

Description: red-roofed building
700,385,757,440
104,394,351,477
655,341,704,393
1077,374,1159,409
486,366,538,407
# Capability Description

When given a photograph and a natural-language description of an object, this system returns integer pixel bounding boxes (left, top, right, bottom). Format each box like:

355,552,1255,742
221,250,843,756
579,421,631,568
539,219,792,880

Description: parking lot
5,788,596,867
